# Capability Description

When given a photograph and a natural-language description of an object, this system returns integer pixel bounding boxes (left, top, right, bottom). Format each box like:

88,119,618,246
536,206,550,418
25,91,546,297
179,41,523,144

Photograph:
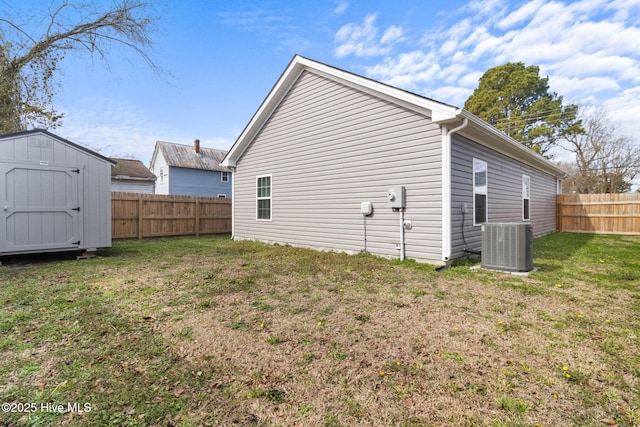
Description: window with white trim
221,171,230,182
523,175,531,221
473,159,487,225
256,175,272,220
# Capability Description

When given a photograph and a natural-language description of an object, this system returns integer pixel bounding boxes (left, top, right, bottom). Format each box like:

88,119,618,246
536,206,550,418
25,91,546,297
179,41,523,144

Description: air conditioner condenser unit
481,223,533,272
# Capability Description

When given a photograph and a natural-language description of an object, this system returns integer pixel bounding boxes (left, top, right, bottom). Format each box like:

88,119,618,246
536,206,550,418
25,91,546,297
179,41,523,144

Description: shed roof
0,128,116,164
153,141,229,172
222,55,565,178
110,158,156,181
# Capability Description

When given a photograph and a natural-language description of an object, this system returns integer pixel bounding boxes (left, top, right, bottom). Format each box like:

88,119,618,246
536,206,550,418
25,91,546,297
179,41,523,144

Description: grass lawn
0,233,639,426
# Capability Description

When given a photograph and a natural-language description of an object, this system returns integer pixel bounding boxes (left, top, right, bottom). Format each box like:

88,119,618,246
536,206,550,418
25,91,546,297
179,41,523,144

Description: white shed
0,129,115,256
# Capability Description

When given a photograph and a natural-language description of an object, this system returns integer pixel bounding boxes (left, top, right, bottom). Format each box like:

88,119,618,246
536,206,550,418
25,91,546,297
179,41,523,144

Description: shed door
0,161,83,253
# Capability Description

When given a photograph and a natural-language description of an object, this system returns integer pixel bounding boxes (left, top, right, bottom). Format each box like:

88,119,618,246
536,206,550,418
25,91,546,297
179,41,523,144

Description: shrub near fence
112,192,232,239
557,193,640,235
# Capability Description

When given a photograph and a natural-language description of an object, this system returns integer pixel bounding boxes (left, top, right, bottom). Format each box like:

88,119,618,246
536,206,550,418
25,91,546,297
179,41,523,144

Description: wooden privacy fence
557,193,640,235
112,192,232,239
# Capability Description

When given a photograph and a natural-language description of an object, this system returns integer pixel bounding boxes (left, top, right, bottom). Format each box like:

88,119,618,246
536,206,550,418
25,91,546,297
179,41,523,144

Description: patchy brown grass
0,234,638,426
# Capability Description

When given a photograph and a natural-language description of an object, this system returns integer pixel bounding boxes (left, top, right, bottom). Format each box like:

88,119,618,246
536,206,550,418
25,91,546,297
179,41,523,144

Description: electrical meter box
387,186,406,209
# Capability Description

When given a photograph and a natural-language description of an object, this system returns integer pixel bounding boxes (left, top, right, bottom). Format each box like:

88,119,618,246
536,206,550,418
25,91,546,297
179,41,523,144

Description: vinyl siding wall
168,168,231,197
151,152,169,195
233,71,444,263
450,134,558,259
111,181,155,194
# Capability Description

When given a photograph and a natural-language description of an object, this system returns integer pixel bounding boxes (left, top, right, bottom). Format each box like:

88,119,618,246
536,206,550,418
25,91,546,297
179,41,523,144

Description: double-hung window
522,175,531,221
221,171,230,182
473,159,488,225
256,175,272,220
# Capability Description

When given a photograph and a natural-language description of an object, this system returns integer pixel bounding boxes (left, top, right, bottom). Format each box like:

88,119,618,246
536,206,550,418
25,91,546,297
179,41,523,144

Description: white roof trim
222,55,459,167
222,55,565,178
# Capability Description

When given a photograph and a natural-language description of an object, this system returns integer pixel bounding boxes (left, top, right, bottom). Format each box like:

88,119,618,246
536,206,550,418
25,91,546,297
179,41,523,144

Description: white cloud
439,39,458,56
497,0,545,29
350,0,640,138
366,51,439,88
334,14,406,58
332,1,348,15
381,25,405,44
217,9,287,30
430,86,474,107
551,76,620,96
467,0,508,21
549,53,638,80
603,86,640,143
58,98,233,165
459,71,483,88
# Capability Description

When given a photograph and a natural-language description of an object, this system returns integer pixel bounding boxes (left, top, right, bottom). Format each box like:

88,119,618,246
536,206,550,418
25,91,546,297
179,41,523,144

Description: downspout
441,117,468,263
399,208,405,261
228,165,237,239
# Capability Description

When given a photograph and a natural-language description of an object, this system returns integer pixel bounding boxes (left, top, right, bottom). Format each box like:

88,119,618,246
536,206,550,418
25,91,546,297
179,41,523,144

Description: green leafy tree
0,0,158,133
464,62,580,157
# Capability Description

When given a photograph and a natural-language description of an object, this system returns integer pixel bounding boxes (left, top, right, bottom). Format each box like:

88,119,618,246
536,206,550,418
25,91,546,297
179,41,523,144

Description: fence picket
557,193,640,235
111,192,232,239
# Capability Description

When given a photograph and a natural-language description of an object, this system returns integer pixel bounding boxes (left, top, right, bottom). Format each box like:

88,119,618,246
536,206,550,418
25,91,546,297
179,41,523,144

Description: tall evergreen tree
464,62,580,157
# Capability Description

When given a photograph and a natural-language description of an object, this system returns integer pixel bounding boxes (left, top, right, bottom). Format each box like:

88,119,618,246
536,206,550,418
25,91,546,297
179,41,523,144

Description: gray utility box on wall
481,222,533,272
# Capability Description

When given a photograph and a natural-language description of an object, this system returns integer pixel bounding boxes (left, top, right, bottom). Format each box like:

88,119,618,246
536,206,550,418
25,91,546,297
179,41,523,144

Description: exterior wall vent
481,223,533,272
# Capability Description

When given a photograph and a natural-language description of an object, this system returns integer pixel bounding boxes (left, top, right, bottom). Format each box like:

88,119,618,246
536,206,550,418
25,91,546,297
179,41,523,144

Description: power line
492,109,578,128
485,99,640,129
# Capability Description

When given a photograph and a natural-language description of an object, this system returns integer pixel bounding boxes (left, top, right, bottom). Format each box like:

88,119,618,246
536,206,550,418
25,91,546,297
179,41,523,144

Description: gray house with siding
150,140,232,198
222,55,565,266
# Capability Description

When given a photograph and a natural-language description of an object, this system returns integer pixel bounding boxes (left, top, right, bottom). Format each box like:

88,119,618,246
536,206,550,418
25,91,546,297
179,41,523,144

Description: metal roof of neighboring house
153,140,230,172
110,158,156,181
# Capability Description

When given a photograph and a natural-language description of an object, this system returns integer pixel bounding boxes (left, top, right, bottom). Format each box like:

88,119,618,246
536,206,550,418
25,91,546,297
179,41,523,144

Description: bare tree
561,107,640,193
0,0,158,133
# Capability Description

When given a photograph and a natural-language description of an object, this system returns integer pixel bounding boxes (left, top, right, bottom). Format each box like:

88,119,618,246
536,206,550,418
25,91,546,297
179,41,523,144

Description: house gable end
222,55,459,167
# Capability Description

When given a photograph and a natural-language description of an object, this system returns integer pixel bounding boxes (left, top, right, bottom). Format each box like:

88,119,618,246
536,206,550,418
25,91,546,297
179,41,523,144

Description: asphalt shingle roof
110,158,156,180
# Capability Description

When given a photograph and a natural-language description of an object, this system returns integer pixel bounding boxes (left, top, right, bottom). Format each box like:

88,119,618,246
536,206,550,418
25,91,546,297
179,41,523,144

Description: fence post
195,199,200,237
137,194,143,240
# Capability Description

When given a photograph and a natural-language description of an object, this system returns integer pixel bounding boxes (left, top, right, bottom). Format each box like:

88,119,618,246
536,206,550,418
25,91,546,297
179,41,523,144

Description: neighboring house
222,55,566,266
110,157,156,194
0,129,114,255
150,140,232,197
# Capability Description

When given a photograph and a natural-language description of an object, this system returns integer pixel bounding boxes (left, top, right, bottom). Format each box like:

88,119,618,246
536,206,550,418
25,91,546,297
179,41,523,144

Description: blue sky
12,0,640,165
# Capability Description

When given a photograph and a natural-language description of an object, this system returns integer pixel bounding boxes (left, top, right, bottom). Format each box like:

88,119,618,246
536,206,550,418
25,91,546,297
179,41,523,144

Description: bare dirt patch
159,257,639,426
